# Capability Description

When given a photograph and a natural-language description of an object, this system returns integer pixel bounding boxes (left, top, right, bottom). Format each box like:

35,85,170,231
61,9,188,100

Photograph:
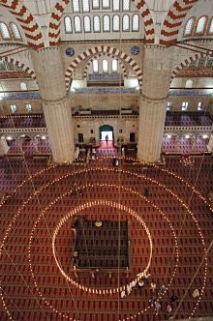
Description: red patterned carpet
0,154,213,321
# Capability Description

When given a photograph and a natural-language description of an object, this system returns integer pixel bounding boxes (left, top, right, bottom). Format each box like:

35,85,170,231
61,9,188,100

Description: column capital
42,95,68,104
140,93,169,103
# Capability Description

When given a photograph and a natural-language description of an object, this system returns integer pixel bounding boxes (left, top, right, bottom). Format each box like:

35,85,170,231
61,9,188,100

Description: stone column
30,47,74,164
0,136,9,155
138,45,174,162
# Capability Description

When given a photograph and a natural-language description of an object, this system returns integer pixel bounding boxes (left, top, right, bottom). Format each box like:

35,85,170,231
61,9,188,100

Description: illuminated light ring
0,165,206,320
52,199,153,294
148,163,210,318
87,165,209,320
28,180,179,320
0,163,209,321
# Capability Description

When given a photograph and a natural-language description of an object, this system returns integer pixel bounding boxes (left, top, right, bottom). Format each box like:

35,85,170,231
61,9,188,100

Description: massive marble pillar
138,45,174,162
30,47,74,164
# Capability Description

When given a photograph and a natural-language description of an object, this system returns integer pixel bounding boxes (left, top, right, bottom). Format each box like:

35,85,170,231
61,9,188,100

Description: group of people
120,272,201,318
120,271,151,299
120,273,179,318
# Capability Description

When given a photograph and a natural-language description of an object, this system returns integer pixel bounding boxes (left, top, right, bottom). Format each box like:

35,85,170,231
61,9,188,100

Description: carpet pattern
0,154,213,321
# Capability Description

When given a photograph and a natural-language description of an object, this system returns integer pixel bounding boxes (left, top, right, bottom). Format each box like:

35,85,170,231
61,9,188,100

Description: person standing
154,301,161,315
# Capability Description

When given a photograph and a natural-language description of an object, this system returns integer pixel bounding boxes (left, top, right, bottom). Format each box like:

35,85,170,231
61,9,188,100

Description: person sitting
154,301,161,315
169,295,178,302
158,284,166,295
166,303,173,314
148,296,156,307
192,288,200,298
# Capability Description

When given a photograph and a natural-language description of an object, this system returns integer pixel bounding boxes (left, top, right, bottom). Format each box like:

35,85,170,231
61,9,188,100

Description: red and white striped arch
170,51,206,80
49,0,155,46
64,46,143,91
131,0,155,43
0,0,44,49
1,56,37,79
160,0,199,46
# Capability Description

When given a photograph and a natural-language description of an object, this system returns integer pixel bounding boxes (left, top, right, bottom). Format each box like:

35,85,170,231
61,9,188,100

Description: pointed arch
170,51,207,80
0,0,44,49
0,56,37,80
49,0,155,46
160,0,199,46
64,46,143,91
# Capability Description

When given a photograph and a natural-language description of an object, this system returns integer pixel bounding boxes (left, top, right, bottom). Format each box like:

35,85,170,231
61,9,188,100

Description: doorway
99,125,114,148
130,132,136,143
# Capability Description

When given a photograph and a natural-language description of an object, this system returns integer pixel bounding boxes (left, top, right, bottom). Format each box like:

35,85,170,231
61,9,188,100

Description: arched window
123,0,130,11
65,16,72,33
82,0,90,12
103,15,110,32
103,0,110,9
103,60,108,73
185,79,193,88
181,101,188,111
93,60,98,73
74,16,81,32
92,0,100,9
113,15,120,31
84,16,91,32
73,0,80,12
196,16,206,34
10,23,21,39
197,102,203,111
112,0,119,11
26,103,32,113
132,14,139,31
93,15,101,32
10,104,17,113
20,82,27,91
0,22,10,39
0,61,6,71
112,59,118,72
208,18,213,34
184,18,194,36
123,15,130,31
166,102,172,111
